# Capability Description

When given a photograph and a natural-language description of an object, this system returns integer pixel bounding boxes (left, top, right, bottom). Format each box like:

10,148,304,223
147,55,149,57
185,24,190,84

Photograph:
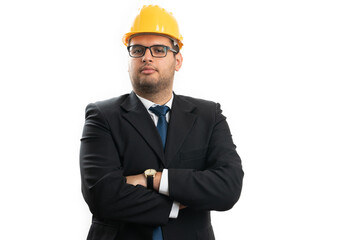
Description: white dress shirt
136,94,180,219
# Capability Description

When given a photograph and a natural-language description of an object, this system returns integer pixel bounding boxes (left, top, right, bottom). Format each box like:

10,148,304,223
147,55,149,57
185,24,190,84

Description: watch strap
147,175,154,190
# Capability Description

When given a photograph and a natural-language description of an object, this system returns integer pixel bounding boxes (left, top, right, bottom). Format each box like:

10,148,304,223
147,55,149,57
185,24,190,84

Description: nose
142,48,153,62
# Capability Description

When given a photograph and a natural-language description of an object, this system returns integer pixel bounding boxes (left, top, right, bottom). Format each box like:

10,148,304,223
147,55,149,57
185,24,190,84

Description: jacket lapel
121,92,165,165
165,94,197,166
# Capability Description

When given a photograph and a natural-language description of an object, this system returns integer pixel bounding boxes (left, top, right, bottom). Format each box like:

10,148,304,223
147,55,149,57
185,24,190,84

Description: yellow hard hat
122,5,183,49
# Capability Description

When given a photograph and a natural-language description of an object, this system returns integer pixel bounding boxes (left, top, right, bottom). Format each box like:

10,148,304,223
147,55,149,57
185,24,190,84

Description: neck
135,89,173,105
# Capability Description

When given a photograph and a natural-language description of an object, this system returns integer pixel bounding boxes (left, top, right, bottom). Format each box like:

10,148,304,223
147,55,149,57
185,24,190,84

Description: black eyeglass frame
127,44,178,58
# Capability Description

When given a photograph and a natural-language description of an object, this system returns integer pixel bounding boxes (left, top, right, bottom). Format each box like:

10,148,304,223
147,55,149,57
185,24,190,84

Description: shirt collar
136,93,174,110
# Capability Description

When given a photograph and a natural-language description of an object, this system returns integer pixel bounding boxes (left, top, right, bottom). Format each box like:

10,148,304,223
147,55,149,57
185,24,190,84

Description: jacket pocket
180,148,208,161
179,148,208,170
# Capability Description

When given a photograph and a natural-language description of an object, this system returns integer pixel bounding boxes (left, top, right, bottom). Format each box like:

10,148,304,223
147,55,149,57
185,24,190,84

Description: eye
152,46,166,54
130,46,145,55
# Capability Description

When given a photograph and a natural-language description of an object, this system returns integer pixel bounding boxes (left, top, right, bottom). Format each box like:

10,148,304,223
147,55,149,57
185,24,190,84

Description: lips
140,65,157,74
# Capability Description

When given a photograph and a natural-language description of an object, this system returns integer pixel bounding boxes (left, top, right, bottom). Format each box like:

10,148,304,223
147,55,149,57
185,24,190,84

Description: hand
180,204,187,210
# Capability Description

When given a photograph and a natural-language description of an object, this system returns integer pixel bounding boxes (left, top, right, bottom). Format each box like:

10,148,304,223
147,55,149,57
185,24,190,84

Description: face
128,34,183,96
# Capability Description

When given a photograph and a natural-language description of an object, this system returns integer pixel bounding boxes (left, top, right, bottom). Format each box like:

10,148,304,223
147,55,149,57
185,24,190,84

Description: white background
1,0,359,239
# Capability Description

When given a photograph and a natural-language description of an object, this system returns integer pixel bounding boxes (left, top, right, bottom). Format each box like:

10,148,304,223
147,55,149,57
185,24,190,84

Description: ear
175,52,183,71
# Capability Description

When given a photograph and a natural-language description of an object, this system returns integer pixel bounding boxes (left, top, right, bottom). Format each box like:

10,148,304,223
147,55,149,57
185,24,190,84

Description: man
80,5,244,240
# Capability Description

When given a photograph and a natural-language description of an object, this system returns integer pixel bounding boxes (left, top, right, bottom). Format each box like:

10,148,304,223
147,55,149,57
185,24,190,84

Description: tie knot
149,105,170,117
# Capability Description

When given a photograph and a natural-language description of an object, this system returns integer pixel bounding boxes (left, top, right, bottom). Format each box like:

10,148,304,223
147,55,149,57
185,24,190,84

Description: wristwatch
144,169,157,190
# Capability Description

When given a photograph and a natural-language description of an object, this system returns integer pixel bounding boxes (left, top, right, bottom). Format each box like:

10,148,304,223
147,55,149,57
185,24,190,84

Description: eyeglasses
127,45,178,58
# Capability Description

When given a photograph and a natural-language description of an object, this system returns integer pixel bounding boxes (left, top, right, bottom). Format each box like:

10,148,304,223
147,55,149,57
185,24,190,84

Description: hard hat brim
122,32,183,49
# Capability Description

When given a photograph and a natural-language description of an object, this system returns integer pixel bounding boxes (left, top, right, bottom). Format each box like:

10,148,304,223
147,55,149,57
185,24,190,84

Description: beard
132,75,172,94
129,65,175,95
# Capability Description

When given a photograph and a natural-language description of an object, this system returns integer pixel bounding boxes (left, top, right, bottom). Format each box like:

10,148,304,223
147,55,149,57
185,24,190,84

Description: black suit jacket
80,92,244,240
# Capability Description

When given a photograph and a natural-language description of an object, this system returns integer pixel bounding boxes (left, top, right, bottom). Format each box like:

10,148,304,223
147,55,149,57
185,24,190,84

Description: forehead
129,34,172,46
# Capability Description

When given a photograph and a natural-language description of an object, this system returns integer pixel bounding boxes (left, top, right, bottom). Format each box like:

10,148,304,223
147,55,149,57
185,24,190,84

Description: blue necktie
150,105,170,149
149,105,170,240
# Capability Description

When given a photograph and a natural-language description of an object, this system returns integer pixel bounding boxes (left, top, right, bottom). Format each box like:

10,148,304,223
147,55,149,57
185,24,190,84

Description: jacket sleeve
168,103,244,211
80,103,173,226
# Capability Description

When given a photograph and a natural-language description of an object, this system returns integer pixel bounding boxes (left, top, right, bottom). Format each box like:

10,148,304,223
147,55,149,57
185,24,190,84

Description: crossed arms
80,102,243,226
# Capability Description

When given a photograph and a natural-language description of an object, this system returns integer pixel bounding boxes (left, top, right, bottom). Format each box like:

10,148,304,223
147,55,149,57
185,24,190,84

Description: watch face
145,169,156,176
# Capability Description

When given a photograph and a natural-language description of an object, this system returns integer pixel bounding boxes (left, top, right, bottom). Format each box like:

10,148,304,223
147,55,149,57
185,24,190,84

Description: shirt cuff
159,169,169,196
169,201,180,219
159,169,179,219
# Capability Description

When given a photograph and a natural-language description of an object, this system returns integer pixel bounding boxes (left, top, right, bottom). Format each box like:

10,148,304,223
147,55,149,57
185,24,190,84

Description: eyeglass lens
129,45,167,57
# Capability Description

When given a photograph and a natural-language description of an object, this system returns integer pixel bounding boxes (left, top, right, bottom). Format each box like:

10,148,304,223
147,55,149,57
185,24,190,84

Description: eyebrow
129,38,173,46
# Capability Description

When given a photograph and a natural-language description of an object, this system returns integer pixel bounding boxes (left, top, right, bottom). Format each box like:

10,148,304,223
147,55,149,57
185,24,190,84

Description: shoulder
84,94,130,117
175,94,217,109
88,93,130,110
174,94,223,121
